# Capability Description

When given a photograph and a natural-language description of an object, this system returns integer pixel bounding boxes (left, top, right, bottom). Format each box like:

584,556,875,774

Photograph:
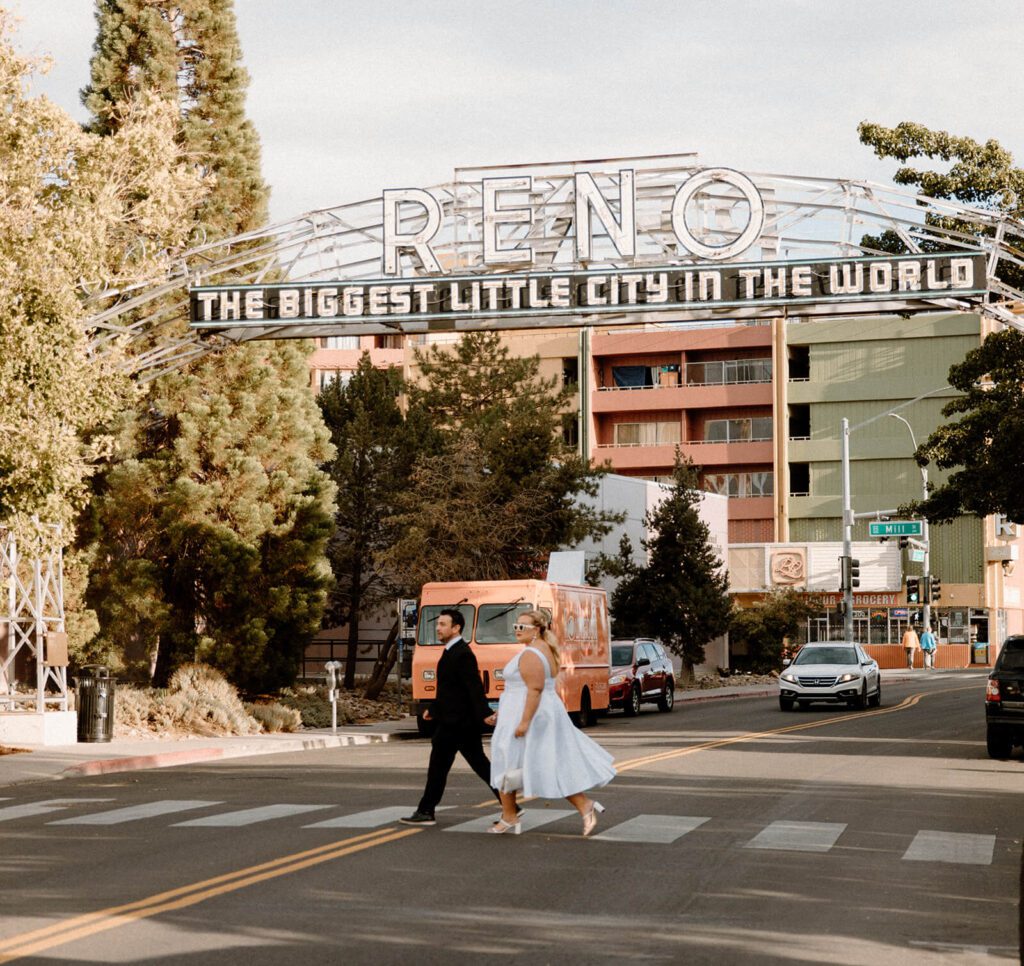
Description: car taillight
986,678,1001,702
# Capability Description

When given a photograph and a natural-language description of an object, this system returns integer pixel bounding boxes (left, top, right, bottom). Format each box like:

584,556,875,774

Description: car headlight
837,673,859,683
609,674,627,686
780,672,798,683
422,669,436,681
494,669,504,680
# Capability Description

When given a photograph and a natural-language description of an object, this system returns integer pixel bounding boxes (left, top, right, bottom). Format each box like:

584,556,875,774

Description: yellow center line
0,826,420,964
475,682,978,803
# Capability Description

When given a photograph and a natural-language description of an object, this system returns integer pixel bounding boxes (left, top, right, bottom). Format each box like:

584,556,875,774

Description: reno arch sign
382,167,765,274
189,163,991,334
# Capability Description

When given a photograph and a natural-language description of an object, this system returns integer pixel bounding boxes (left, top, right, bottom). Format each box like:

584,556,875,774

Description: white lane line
903,830,995,865
173,804,331,827
445,809,576,834
48,800,221,825
593,815,710,843
304,806,453,829
0,799,113,823
744,821,847,853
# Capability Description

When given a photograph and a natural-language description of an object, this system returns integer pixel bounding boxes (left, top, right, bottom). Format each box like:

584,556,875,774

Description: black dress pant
418,721,498,814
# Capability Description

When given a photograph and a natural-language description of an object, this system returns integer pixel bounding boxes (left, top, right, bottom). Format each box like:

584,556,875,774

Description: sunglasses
512,623,537,632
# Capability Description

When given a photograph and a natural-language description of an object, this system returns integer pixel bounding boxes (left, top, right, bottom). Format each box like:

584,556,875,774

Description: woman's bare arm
515,650,545,737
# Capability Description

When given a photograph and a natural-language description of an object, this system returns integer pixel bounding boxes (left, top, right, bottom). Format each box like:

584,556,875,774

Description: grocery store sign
190,251,986,331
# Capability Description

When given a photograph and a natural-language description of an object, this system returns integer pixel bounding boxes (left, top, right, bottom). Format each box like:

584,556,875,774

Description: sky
10,1,1024,228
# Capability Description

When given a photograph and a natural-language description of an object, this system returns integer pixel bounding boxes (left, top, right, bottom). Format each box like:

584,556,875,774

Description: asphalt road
0,670,1019,965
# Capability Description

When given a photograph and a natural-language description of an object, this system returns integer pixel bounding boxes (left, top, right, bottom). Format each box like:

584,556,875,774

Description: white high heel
488,817,521,835
582,801,605,837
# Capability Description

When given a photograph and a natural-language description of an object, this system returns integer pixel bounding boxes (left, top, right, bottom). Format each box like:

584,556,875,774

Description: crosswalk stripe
744,821,847,853
0,799,113,823
902,830,995,865
593,814,709,843
172,804,331,827
304,806,452,829
444,808,576,834
48,800,222,826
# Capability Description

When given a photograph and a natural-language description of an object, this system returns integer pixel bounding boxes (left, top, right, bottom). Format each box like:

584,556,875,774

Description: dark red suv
609,639,676,716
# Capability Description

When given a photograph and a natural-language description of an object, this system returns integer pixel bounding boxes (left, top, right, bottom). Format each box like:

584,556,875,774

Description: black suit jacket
433,638,491,728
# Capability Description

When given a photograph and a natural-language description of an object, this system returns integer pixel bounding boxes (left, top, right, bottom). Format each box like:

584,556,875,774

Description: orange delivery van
412,579,610,736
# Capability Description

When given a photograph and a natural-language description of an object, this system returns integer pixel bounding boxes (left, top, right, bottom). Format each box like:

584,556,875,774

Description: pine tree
611,458,732,679
80,0,335,688
394,332,616,577
318,354,434,690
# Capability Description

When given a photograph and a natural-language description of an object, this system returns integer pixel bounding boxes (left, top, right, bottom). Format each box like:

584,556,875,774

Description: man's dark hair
439,608,465,633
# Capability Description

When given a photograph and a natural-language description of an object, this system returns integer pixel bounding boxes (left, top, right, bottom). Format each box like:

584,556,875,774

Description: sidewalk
0,669,942,789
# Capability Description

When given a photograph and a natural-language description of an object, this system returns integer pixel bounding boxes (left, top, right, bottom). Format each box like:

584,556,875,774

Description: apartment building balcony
310,346,404,368
592,381,773,413
595,438,775,470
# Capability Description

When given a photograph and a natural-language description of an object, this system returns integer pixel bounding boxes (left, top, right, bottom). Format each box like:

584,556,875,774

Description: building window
789,345,810,381
562,357,579,388
609,364,680,389
561,412,579,448
704,417,773,442
686,358,771,386
789,462,810,496
317,370,354,391
789,404,810,440
375,334,403,349
613,420,681,446
323,335,360,349
703,472,774,498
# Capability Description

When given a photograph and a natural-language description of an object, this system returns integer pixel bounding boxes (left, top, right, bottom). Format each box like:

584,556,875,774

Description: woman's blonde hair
519,608,560,673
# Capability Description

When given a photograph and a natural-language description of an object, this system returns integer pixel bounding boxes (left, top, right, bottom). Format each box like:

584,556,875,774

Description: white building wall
573,474,730,677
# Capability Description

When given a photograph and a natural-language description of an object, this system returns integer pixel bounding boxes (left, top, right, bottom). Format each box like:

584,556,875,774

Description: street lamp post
889,413,931,634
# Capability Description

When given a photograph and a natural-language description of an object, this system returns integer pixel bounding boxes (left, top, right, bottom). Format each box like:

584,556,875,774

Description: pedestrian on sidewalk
485,608,616,837
902,624,920,670
920,625,937,669
401,609,498,826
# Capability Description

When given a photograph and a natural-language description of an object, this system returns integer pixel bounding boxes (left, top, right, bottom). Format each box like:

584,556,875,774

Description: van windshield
476,604,530,644
416,605,476,645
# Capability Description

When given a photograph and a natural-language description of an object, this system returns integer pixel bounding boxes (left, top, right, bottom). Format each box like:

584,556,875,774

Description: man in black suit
401,608,498,825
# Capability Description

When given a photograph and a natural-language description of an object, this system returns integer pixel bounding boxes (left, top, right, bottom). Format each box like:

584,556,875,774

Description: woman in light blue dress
486,608,616,835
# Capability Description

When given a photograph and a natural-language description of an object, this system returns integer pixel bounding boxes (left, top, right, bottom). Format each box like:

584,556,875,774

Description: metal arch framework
0,527,69,715
80,153,1024,379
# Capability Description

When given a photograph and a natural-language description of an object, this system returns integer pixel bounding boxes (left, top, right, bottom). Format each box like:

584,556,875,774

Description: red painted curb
62,747,225,777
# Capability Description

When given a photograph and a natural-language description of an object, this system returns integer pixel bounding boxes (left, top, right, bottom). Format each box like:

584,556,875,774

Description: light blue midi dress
490,646,616,799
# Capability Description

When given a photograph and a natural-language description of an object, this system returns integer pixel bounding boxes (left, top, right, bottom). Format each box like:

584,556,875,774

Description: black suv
985,636,1024,758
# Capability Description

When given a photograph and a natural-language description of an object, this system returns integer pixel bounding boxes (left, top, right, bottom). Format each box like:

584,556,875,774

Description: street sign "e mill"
868,520,923,537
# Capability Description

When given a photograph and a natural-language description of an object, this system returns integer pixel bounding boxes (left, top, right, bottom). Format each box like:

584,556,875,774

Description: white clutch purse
500,768,524,793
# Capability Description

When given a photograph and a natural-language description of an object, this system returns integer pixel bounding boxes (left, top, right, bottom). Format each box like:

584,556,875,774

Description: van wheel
575,689,595,729
657,680,675,712
623,685,641,717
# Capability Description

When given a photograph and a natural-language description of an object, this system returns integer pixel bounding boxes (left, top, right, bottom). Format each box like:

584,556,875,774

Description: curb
60,731,391,779
679,687,776,703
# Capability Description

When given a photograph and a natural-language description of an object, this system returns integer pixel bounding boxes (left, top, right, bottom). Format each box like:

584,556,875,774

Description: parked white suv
779,643,881,711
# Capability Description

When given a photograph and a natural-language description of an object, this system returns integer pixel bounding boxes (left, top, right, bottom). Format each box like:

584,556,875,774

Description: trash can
76,665,115,743
971,643,990,666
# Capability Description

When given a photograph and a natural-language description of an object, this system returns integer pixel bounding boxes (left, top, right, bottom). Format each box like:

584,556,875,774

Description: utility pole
889,414,930,633
841,417,854,641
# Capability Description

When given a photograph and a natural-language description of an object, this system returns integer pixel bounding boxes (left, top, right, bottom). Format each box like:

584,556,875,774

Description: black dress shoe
399,810,436,826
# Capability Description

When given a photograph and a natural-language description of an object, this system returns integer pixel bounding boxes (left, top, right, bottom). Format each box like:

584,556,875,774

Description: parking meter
325,661,342,733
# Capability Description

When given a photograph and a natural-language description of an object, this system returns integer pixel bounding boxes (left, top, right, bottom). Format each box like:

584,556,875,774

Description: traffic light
840,555,862,592
850,558,860,588
929,574,941,602
907,576,920,603
898,536,909,550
